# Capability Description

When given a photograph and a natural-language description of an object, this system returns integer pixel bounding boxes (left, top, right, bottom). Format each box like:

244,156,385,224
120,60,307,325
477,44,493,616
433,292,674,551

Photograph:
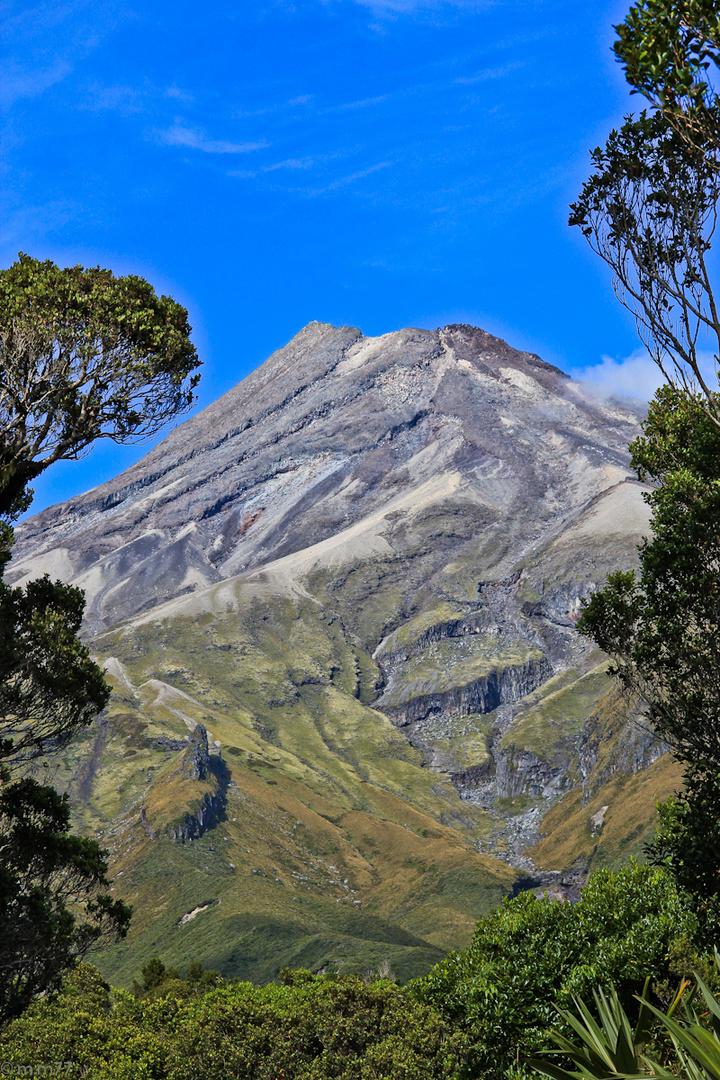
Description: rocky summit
9,323,681,985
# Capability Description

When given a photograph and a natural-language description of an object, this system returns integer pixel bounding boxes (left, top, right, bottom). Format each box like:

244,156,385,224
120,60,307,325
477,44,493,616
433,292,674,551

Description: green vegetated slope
494,661,677,873
526,673,683,875
56,546,677,987
61,587,516,987
52,485,670,986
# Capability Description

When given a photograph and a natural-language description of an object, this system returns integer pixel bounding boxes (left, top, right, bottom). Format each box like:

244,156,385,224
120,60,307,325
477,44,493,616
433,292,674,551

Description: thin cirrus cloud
303,161,392,196
229,157,316,179
336,0,491,13
81,82,146,115
80,81,195,116
0,58,72,108
158,123,269,155
231,159,392,194
454,59,526,85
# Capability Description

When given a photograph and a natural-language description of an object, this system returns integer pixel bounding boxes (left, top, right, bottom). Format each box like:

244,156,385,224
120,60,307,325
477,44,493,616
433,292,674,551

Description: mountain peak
11,321,641,637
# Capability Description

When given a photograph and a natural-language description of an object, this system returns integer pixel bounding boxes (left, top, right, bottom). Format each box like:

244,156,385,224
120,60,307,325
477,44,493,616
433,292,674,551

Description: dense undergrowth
2,862,715,1080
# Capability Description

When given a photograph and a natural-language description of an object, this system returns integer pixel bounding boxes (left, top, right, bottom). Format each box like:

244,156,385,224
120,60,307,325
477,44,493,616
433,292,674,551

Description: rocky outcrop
381,654,553,727
178,724,214,781
144,725,228,842
168,786,225,843
495,746,574,800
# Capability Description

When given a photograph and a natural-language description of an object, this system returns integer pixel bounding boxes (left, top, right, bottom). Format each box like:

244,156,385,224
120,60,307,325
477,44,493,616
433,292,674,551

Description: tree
569,110,720,419
0,575,110,768
0,253,201,1018
0,777,130,1020
0,253,200,518
577,386,720,914
572,3,720,916
0,965,465,1080
614,1,720,156
415,863,699,1080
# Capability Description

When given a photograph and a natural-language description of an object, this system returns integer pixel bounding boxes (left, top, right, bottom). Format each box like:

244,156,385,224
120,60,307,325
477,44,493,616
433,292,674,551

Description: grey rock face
169,787,225,843
10,322,655,866
10,322,645,641
379,653,553,726
179,724,212,781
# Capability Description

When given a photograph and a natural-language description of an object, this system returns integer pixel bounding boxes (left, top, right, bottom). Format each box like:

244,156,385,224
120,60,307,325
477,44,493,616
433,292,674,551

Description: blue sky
3,0,657,512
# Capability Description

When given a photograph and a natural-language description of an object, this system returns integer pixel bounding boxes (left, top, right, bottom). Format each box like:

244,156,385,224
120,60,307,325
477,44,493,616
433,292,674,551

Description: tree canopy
577,386,720,911
570,110,720,417
0,253,200,517
0,253,201,1020
572,2,720,916
614,0,720,154
0,778,130,1019
0,574,110,767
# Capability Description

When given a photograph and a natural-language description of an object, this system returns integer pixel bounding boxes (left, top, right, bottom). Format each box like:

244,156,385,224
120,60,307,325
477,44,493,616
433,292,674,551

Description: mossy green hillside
379,634,545,709
499,663,613,766
528,753,684,874
91,748,515,989
91,592,495,839
59,589,521,986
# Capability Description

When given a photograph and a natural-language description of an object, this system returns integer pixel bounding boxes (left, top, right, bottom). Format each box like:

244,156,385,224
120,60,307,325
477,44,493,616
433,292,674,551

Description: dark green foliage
0,964,465,1079
0,254,202,1019
0,779,130,1020
0,253,200,516
646,778,720,913
413,863,698,1079
577,387,720,909
573,2,720,908
0,574,110,766
530,981,656,1080
579,389,720,765
532,956,720,1080
0,557,129,1021
614,1,720,157
131,957,222,1000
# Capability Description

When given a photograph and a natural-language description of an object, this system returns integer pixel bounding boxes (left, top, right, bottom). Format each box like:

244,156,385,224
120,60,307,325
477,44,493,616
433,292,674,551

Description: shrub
0,965,465,1080
413,862,700,1079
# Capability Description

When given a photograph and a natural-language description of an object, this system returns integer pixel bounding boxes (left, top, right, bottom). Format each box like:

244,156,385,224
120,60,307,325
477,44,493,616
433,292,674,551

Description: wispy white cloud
165,85,194,105
454,59,526,85
304,160,392,195
229,157,316,179
2,0,133,108
327,0,492,13
158,123,269,154
81,82,146,115
78,80,196,117
231,157,391,193
232,95,314,120
572,349,720,404
331,94,390,112
0,198,78,251
0,58,72,108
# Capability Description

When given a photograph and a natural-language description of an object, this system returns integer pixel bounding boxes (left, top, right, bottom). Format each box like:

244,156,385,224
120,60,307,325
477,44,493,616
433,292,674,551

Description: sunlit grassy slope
61,590,517,986
528,754,684,873
56,561,676,987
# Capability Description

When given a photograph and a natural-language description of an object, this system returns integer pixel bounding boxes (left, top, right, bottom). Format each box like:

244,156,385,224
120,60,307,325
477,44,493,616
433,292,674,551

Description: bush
0,965,465,1080
412,862,701,1079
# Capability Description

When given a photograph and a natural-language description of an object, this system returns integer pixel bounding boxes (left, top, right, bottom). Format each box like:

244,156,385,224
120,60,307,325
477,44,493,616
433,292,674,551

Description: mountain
9,322,680,984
